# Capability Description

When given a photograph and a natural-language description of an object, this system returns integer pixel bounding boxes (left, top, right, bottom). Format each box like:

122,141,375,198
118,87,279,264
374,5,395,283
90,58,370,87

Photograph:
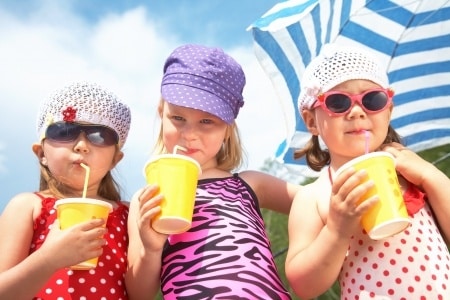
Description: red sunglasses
313,88,394,116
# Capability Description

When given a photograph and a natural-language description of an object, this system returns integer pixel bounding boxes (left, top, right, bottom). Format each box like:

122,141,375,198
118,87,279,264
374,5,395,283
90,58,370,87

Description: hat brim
161,84,235,124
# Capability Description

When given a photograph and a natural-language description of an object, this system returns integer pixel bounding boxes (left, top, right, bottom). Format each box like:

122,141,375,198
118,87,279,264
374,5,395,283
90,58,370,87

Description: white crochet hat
37,82,132,148
298,43,389,112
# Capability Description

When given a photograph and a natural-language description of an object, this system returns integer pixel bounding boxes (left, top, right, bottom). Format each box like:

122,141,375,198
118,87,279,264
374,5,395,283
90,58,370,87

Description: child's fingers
332,168,368,197
69,218,106,232
138,184,160,204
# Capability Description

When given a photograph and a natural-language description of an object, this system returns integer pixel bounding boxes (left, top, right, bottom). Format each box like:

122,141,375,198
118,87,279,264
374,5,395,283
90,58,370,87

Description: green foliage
260,208,290,293
417,144,450,177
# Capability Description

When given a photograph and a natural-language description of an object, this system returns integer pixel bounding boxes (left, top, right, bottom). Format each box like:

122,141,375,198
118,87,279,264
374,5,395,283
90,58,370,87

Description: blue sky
0,0,292,211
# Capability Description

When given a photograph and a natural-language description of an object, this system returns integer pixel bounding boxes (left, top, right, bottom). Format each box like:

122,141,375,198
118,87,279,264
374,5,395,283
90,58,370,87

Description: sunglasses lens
84,127,118,146
46,122,79,142
325,94,352,113
362,91,388,111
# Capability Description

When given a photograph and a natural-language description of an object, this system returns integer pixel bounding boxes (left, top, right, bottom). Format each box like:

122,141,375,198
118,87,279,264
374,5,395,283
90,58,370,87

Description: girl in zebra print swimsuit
126,44,301,300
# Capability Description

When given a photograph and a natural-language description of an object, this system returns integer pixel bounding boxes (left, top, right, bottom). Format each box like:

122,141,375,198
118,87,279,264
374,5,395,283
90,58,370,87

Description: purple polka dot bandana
161,44,245,124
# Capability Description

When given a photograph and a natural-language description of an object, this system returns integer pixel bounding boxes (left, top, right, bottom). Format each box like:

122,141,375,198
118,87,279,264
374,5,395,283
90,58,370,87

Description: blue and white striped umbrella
249,0,450,176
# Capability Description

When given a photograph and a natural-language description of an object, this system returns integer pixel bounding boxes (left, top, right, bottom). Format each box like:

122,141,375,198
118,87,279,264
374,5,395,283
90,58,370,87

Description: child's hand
136,185,168,251
327,167,379,239
382,142,433,187
41,218,107,270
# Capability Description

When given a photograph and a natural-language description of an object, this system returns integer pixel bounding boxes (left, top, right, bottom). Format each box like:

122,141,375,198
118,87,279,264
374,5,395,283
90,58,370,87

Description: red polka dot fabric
30,195,129,299
339,202,449,299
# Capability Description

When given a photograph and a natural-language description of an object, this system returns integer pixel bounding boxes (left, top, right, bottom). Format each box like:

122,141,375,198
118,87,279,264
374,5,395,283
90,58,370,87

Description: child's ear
301,110,319,136
32,143,47,165
224,124,233,141
158,99,165,117
111,151,124,169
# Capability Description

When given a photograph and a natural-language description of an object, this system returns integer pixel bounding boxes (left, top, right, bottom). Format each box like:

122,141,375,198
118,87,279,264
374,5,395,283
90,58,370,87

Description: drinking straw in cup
54,163,112,270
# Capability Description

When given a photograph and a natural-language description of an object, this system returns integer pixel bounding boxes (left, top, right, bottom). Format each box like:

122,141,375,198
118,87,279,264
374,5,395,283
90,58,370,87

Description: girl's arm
423,168,450,242
285,168,377,299
0,193,106,299
0,193,56,299
383,143,450,241
125,186,168,300
240,170,301,214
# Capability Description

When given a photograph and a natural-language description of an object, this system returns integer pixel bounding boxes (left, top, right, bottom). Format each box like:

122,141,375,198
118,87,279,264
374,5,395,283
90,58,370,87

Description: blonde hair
37,147,123,200
154,99,244,172
294,125,403,171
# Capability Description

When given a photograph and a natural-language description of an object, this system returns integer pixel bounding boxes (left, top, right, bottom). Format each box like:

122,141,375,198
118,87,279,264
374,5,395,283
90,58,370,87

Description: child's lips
184,148,198,155
175,146,197,155
74,160,88,167
348,129,368,134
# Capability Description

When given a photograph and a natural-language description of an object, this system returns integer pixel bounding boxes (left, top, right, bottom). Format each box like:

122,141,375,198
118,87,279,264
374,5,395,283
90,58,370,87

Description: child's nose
347,103,367,119
181,124,198,140
73,132,90,153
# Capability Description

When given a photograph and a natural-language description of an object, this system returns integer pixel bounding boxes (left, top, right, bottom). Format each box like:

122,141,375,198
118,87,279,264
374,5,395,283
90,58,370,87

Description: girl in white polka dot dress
0,82,133,299
285,44,450,300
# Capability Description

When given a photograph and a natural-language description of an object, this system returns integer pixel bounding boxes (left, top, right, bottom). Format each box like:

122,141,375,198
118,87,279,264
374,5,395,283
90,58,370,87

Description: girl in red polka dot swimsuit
0,82,134,299
285,44,450,300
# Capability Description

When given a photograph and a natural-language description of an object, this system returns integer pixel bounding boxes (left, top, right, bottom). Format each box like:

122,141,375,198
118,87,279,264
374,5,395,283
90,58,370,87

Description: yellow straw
80,163,90,198
173,145,187,154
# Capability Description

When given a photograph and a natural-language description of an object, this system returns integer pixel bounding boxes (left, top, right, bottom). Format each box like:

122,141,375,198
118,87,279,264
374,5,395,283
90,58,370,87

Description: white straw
173,145,187,154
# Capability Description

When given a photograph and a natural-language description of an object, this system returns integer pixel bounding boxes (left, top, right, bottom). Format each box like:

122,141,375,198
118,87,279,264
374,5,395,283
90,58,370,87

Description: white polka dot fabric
161,44,245,124
298,43,389,112
339,203,450,299
37,82,131,148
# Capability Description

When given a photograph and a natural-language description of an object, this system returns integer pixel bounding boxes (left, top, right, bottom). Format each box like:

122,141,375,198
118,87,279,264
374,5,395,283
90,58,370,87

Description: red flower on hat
62,106,77,122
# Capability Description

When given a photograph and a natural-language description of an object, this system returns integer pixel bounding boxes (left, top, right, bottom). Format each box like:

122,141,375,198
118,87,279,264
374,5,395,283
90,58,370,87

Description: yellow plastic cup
54,198,112,270
143,154,201,234
335,152,411,240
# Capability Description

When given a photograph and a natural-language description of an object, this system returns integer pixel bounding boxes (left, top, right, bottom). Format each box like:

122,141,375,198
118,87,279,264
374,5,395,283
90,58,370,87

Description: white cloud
0,3,287,210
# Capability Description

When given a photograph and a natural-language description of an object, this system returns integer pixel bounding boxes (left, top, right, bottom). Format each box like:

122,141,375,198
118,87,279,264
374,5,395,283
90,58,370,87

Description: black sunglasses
45,122,119,146
313,88,394,116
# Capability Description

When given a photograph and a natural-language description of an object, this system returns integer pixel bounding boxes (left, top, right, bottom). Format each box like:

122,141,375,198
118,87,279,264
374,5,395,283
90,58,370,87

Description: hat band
161,73,243,117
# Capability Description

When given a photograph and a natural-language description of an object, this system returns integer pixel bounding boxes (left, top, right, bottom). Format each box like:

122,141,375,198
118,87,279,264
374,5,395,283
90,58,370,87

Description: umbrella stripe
286,23,313,65
366,1,412,24
394,97,448,117
395,35,450,55
250,0,319,30
399,118,450,133
340,22,398,55
390,61,450,82
282,147,307,165
410,5,450,25
393,108,450,127
403,129,450,147
253,29,301,100
393,84,450,104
